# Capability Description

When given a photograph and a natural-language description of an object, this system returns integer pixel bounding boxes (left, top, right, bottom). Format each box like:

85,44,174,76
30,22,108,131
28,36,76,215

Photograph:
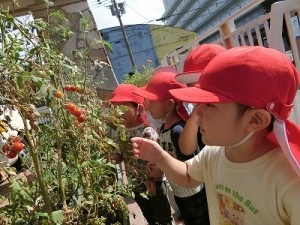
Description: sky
87,0,165,30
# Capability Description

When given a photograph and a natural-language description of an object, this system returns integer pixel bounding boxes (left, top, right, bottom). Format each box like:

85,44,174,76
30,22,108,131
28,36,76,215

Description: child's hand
146,162,163,178
144,178,156,195
189,104,200,122
131,137,163,163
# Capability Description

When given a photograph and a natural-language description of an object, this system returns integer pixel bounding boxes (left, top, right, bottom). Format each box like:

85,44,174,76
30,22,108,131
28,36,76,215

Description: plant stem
55,105,67,210
20,109,54,222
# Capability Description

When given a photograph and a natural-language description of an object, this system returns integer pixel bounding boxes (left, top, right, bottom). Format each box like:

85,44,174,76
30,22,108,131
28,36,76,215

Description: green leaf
16,75,24,88
52,210,63,224
35,212,49,218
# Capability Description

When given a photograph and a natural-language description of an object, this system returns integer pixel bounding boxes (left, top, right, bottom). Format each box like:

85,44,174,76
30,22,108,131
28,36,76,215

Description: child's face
195,102,249,146
113,102,139,128
147,99,170,119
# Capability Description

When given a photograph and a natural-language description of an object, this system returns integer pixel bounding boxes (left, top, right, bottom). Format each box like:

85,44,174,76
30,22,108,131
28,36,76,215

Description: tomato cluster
1,135,24,159
64,85,84,94
66,103,87,123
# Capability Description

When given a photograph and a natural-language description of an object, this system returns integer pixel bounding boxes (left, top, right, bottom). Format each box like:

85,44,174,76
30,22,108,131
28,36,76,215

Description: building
161,0,267,43
101,24,196,82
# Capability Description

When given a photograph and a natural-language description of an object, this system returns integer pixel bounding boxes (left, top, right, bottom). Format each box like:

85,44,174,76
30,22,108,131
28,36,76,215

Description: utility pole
110,0,136,71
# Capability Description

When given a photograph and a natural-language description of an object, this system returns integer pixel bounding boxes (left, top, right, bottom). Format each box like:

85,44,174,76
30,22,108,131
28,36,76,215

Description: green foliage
123,60,154,87
0,4,132,225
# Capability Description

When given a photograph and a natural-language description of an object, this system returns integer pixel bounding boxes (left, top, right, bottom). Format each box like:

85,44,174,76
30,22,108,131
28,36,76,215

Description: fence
161,0,300,125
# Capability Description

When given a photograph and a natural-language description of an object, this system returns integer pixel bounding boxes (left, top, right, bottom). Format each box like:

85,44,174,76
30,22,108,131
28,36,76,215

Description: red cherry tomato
12,142,24,152
7,150,17,159
77,114,86,123
66,103,76,111
8,135,21,143
64,85,72,91
54,91,64,99
71,108,82,117
1,144,11,153
70,86,76,92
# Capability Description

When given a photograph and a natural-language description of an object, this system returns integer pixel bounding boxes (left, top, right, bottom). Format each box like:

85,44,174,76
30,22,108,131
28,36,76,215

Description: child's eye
206,103,215,107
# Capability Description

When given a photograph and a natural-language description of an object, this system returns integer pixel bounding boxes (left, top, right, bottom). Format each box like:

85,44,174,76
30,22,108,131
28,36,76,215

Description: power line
99,2,246,36
126,3,150,22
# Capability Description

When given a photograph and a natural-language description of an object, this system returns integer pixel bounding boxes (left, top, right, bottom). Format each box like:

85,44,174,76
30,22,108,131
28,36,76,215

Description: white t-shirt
186,146,300,225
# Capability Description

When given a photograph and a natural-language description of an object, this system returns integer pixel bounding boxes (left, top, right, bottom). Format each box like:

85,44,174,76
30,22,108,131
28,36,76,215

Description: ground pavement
127,184,185,225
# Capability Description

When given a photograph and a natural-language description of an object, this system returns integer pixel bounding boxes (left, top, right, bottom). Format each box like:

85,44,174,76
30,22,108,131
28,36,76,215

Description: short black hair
235,103,274,131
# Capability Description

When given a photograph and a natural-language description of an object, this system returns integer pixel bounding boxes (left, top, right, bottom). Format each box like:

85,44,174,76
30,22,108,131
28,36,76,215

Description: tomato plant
0,7,131,225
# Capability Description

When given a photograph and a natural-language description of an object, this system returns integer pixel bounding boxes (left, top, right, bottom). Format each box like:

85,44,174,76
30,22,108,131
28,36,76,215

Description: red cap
109,84,144,104
175,44,226,84
170,46,300,176
134,67,185,101
134,67,189,121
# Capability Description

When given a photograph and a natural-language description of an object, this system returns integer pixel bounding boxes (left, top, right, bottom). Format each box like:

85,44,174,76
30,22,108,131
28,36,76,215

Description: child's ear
137,104,145,113
167,99,176,108
247,109,272,131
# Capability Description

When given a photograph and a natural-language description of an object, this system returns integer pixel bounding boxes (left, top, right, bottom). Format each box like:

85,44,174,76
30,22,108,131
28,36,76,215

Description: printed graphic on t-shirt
160,140,176,158
217,193,245,225
215,182,260,225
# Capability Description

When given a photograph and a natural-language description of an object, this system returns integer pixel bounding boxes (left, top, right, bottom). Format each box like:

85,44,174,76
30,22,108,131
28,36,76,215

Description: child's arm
131,137,201,188
179,106,200,155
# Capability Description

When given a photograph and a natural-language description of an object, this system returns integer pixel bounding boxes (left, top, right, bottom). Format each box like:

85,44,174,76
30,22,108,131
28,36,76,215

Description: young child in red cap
134,67,210,225
131,46,300,225
108,84,173,225
176,44,226,155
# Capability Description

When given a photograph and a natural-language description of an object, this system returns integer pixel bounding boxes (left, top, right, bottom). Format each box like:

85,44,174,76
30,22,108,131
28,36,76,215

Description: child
176,44,226,155
108,84,174,225
134,67,210,225
131,46,300,224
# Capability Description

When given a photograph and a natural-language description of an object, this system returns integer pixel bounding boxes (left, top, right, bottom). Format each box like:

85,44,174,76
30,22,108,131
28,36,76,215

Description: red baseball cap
175,44,226,84
134,67,186,101
170,46,300,176
134,67,189,121
109,84,144,104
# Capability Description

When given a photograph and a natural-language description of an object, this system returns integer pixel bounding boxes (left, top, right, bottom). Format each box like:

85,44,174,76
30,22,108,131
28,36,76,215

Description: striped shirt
159,120,203,198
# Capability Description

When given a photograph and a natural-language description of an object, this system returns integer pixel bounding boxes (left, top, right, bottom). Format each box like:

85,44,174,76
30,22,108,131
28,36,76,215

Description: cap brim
273,119,300,176
169,87,233,103
133,89,160,101
109,97,135,102
175,71,201,84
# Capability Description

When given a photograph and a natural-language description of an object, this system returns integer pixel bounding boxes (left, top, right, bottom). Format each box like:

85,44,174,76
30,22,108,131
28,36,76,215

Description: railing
161,0,300,125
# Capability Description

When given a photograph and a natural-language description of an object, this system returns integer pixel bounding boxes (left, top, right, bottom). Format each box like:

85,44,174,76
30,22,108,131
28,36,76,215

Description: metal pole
112,0,136,70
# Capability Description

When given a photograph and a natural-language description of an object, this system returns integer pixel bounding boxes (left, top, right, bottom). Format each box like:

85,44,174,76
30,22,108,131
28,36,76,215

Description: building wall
101,24,196,83
101,24,157,83
150,25,196,62
162,0,265,37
